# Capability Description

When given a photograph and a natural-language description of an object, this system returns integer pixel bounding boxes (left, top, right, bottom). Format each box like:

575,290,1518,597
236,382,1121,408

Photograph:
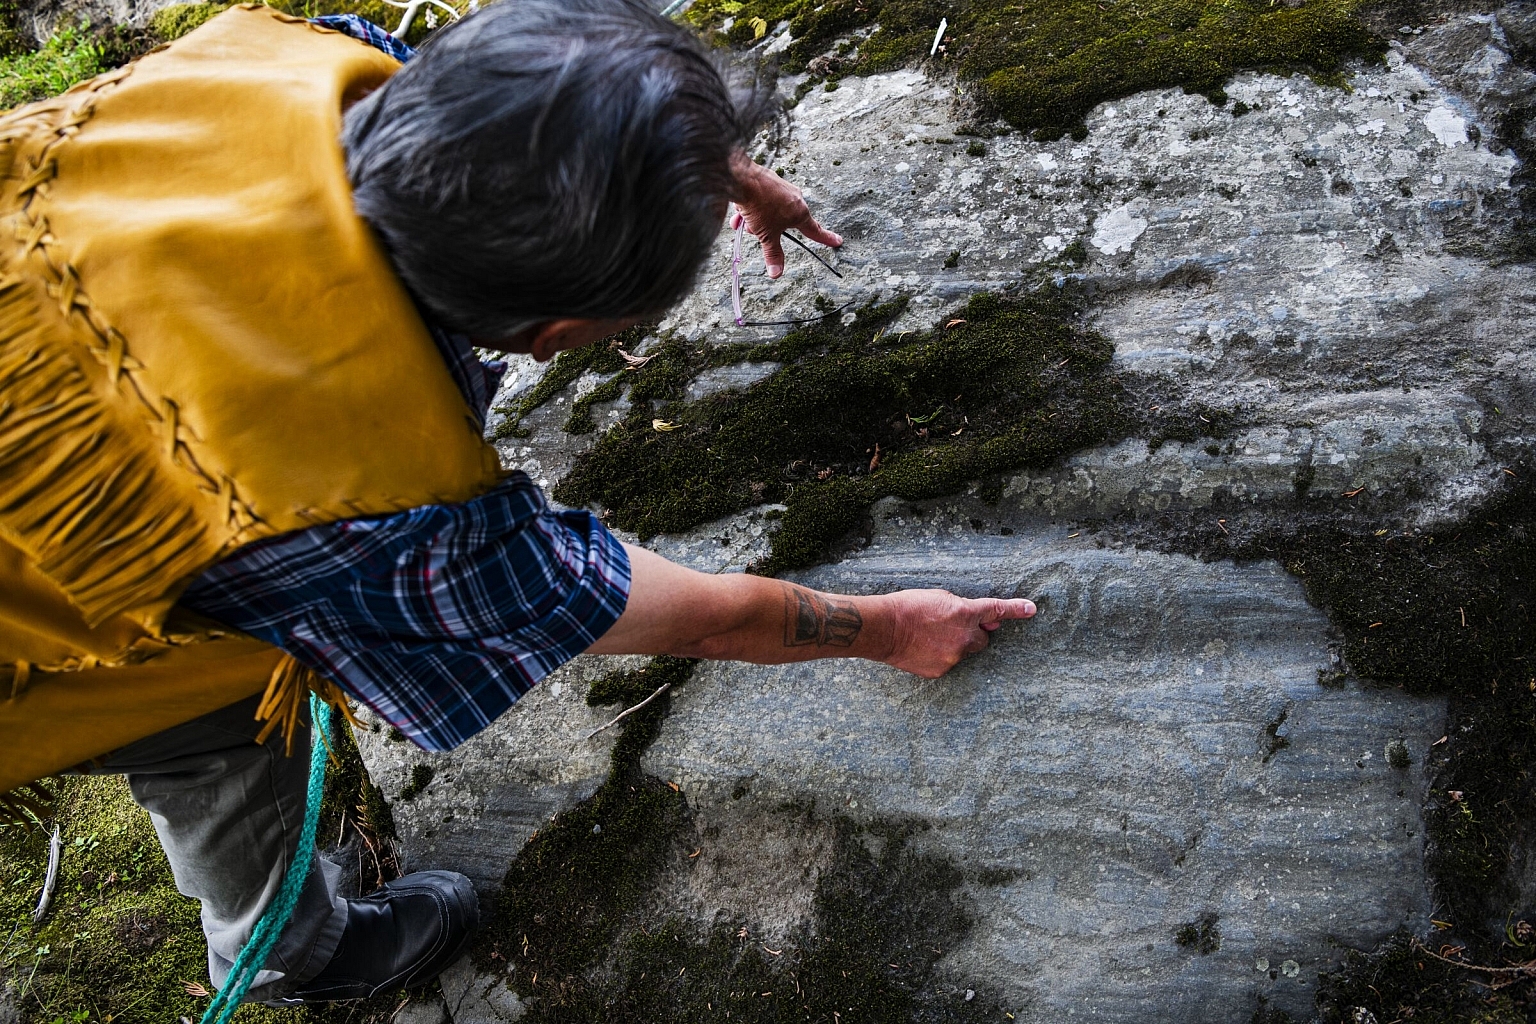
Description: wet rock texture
359,3,1534,1022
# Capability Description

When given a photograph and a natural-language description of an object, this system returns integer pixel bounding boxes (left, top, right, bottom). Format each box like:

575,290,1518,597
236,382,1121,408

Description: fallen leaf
1448,791,1464,802
945,318,967,329
652,419,681,432
618,348,654,369
181,981,210,998
749,15,768,39
763,945,782,955
868,444,882,472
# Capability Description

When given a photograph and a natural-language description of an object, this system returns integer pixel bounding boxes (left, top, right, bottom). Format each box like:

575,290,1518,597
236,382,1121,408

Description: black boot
279,869,479,1002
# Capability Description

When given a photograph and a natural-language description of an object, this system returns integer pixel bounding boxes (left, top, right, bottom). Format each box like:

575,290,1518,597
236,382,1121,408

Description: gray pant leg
97,694,348,1002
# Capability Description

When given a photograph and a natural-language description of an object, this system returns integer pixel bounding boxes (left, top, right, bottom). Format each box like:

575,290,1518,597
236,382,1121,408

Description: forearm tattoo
781,584,863,648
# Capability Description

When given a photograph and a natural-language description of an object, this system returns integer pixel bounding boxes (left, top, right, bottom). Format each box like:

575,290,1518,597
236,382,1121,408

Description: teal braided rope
200,693,331,1024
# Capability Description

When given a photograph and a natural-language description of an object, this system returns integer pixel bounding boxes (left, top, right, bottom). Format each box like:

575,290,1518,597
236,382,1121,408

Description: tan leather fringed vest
0,5,505,795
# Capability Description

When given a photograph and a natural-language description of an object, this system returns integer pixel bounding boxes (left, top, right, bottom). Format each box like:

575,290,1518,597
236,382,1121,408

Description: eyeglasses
730,221,853,328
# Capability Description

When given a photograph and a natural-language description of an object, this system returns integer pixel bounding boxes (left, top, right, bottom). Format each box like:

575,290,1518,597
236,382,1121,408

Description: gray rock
439,956,526,1024
645,534,1442,1022
354,655,640,892
346,4,1533,1021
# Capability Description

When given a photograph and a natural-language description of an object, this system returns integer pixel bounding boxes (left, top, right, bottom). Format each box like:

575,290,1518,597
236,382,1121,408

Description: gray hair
341,0,776,339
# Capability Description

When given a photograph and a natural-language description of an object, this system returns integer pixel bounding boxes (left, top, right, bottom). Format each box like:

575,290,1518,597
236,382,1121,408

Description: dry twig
583,683,671,741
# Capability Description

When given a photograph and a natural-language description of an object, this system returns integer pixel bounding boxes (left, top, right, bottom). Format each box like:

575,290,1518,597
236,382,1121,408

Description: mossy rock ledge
0,0,1531,1021
367,4,1536,1022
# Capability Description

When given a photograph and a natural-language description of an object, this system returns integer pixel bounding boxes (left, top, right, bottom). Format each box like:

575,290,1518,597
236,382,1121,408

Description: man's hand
878,589,1037,678
586,544,1036,678
730,151,842,280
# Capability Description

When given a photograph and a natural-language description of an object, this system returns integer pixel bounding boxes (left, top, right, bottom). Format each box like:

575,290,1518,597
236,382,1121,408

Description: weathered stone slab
644,529,1445,1022
353,6,1533,1021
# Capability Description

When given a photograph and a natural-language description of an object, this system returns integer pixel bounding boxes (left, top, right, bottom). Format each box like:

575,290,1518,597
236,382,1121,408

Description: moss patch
556,290,1130,576
1174,912,1220,954
0,25,108,109
684,0,1384,138
147,3,230,42
0,719,407,1024
489,325,655,442
473,656,699,1008
1315,930,1527,1024
475,656,1007,1021
600,817,1002,1023
0,0,462,116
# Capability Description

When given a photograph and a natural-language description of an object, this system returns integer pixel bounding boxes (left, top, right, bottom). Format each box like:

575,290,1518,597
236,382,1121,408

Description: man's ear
528,319,583,362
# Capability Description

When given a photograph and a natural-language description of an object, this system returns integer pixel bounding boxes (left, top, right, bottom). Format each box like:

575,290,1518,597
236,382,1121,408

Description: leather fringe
0,778,57,829
256,653,361,756
0,277,217,627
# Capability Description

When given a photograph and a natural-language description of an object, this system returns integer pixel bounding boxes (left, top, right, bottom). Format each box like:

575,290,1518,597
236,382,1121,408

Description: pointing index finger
978,597,1036,623
796,214,843,249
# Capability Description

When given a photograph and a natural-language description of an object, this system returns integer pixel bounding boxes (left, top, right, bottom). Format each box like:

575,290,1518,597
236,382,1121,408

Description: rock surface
353,3,1534,1022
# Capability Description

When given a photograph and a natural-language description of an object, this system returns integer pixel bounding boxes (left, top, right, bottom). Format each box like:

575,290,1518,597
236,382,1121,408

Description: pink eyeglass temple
730,216,848,329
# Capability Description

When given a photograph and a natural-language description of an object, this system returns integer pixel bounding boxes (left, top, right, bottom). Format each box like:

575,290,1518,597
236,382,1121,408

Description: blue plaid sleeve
311,14,417,62
181,474,631,750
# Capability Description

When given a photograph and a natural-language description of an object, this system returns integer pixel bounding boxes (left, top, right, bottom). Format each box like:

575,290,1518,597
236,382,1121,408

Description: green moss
0,0,28,60
0,721,409,1024
601,818,1002,1023
397,764,434,801
1202,478,1536,1011
684,0,1384,138
1315,930,1525,1024
1275,482,1533,700
0,0,457,115
475,657,1006,1021
147,3,229,41
556,291,1130,576
490,325,654,442
0,776,209,1024
1174,912,1220,954
473,657,698,1008
0,25,106,110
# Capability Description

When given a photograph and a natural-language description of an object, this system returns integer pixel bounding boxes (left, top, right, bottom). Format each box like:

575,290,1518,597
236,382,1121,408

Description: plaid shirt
180,19,631,750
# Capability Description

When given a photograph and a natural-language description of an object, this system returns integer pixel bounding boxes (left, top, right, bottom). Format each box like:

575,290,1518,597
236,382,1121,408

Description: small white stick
930,18,948,56
584,683,671,741
380,0,461,40
33,826,60,924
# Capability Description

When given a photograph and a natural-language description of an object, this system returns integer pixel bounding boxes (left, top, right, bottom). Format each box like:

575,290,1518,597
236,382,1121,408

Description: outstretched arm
585,544,1035,678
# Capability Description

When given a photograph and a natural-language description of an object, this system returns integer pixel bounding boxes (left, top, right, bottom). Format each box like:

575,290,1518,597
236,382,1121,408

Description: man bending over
0,0,1034,1005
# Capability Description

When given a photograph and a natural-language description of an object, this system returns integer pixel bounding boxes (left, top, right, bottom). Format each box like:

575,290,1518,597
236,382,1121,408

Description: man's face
476,316,644,362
